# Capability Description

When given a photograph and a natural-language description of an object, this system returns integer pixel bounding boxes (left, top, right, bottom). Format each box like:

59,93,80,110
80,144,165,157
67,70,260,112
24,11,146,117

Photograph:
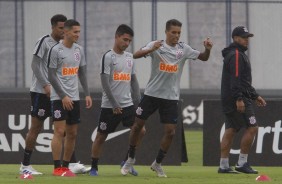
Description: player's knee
165,128,175,138
54,128,65,137
247,126,258,135
95,133,107,144
140,126,146,136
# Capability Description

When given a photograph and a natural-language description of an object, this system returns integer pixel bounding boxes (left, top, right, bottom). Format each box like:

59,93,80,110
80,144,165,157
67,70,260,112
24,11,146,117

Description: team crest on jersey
100,122,107,130
54,110,62,119
74,52,80,62
176,49,183,59
249,116,256,125
38,109,45,117
126,58,132,68
136,107,143,115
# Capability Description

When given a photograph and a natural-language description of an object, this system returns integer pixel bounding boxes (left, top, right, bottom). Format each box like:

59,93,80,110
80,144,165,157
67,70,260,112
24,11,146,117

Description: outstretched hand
203,37,213,50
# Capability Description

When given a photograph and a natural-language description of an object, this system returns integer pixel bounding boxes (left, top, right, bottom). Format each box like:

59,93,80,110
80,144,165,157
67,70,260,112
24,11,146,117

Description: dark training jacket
221,42,259,113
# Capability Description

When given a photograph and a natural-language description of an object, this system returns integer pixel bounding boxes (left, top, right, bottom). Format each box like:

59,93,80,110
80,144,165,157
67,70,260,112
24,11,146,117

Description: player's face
234,36,249,48
165,25,181,46
52,22,65,40
116,33,132,52
65,26,81,43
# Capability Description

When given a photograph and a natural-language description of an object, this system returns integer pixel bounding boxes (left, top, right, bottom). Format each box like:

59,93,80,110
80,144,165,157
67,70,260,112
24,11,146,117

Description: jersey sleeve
132,58,137,75
33,36,48,59
141,41,156,57
183,43,200,60
79,47,86,66
47,46,59,69
100,51,112,75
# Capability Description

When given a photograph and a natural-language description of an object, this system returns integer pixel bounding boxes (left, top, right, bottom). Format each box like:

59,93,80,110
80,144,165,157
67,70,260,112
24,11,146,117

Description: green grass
1,130,282,183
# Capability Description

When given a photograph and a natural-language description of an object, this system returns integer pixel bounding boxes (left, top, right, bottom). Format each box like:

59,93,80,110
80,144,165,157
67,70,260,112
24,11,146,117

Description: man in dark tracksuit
218,26,266,174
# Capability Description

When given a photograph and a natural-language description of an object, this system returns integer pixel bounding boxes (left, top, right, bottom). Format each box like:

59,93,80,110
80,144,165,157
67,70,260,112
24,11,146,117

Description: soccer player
20,14,67,175
218,26,266,174
20,14,89,175
48,19,92,177
121,19,213,177
89,24,145,176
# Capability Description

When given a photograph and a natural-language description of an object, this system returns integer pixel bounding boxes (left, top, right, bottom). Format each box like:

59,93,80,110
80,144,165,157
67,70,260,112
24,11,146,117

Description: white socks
238,153,248,166
220,158,229,169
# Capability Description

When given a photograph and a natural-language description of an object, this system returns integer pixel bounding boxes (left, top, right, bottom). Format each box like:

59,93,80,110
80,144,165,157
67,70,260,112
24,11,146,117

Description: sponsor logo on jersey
62,67,79,76
113,72,131,81
159,62,178,73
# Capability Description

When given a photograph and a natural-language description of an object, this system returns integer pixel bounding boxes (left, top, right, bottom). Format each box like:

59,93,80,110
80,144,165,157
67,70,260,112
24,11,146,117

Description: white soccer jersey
143,40,200,100
100,49,135,108
30,35,58,94
48,42,86,101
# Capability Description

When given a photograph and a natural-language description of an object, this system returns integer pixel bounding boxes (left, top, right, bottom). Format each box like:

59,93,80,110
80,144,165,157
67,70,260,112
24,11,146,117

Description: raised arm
133,40,162,59
197,37,213,61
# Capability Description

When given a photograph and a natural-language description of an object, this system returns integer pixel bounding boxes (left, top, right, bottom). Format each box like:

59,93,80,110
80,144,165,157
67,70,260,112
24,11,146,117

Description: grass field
1,130,281,183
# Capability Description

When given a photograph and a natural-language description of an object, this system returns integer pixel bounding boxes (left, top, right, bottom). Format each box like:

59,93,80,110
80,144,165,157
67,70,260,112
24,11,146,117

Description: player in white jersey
89,24,145,176
121,19,213,177
48,19,92,177
19,14,67,176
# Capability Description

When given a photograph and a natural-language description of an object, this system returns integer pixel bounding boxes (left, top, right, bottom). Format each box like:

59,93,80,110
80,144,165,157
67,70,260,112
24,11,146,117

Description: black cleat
218,167,239,174
235,162,258,174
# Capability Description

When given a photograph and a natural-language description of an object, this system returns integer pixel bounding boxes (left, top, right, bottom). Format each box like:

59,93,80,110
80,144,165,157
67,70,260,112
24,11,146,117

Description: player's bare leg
25,117,44,151
63,124,78,163
51,121,66,162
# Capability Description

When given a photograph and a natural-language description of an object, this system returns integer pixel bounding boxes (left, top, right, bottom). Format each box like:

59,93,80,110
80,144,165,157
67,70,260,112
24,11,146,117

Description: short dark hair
115,24,134,37
166,19,182,31
50,14,67,26
64,19,80,29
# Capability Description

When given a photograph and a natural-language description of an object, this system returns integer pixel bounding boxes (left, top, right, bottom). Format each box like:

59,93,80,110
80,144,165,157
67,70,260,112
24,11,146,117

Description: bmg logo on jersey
62,67,79,76
113,72,131,81
159,62,178,73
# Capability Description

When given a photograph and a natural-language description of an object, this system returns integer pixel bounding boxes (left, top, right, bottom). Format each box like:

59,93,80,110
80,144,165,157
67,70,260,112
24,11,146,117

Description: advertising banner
203,99,282,166
0,98,184,165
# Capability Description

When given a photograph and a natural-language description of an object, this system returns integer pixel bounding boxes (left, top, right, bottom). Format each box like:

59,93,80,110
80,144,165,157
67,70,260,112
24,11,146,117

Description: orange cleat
53,167,76,177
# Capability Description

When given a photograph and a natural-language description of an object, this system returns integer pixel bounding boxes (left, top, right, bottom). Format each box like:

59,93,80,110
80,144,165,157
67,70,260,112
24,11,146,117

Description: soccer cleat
89,168,98,176
218,167,239,174
235,162,258,174
19,163,43,175
121,158,135,176
53,167,76,177
120,160,138,176
150,160,167,178
69,161,91,174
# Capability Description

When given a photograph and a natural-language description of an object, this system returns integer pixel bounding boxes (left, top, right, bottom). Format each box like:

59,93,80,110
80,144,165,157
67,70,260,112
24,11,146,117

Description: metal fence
1,0,282,90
